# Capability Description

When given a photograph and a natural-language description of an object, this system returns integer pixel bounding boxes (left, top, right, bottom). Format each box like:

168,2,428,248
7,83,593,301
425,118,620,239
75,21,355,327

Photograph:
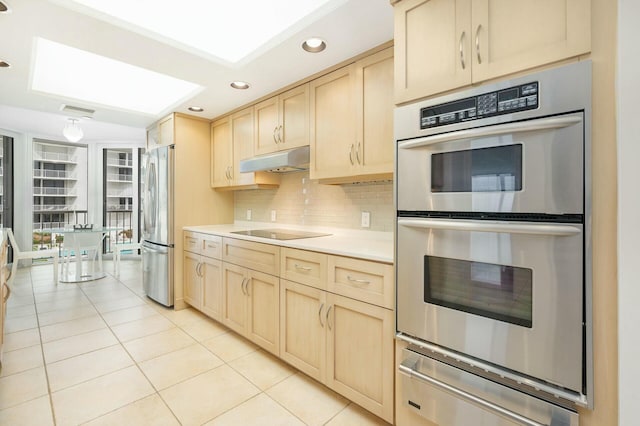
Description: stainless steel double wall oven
395,61,592,425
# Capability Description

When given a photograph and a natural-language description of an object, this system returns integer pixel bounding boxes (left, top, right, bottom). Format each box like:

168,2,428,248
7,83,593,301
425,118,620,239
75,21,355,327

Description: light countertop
183,221,393,263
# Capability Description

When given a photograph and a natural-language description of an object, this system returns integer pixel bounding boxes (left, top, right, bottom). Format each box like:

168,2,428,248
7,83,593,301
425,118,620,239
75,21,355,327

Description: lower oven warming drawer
399,348,579,426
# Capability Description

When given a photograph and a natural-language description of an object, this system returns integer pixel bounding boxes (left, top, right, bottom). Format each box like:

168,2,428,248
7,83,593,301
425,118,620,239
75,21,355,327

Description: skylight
31,38,202,115
61,0,341,64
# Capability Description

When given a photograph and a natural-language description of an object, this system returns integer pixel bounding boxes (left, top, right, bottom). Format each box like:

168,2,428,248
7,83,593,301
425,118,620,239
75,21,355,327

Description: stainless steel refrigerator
141,144,174,307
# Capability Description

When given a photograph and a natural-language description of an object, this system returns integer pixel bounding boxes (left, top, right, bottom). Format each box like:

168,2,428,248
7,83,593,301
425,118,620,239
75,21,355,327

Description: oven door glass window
431,144,523,193
424,255,533,327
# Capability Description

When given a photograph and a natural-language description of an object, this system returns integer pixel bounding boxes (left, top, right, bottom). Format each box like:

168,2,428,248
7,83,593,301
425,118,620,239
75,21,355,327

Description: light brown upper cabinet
146,114,174,148
394,0,591,104
210,109,279,190
254,84,309,155
310,47,394,184
210,116,233,188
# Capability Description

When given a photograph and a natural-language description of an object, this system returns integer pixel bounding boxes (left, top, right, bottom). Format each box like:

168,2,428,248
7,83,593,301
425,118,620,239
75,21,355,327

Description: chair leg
114,248,120,277
53,253,59,284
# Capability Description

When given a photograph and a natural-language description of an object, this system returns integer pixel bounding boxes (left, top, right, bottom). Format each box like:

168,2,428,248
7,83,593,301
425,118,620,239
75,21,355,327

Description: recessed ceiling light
0,60,10,68
188,106,204,112
0,1,10,13
31,38,202,115
302,37,326,53
62,0,340,64
230,81,250,90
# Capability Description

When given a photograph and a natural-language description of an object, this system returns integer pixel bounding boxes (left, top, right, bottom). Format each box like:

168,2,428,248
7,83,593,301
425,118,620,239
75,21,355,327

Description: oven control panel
420,82,539,129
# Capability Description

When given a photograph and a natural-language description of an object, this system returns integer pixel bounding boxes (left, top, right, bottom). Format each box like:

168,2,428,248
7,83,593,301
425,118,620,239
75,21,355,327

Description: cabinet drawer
202,235,222,259
281,248,327,290
183,232,201,254
328,256,394,309
222,238,280,275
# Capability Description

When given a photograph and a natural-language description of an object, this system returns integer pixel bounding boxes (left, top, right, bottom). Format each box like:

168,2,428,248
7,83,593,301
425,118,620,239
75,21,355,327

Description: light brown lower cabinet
222,263,280,356
280,279,394,423
183,251,224,322
183,251,202,309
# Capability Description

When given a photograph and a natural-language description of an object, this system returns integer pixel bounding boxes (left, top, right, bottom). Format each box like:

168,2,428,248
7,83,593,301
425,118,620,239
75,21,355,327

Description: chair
113,239,141,277
7,228,59,287
61,231,105,281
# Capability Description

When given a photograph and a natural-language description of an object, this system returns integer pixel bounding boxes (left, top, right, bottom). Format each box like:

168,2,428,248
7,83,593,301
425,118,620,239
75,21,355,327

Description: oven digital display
431,144,523,193
424,255,533,328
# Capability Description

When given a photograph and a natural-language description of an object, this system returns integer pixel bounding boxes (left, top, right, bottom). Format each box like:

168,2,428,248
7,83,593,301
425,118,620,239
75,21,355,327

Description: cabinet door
158,114,174,147
201,257,223,322
394,0,472,103
222,263,247,335
211,117,232,188
254,96,279,155
246,270,280,356
146,126,159,149
183,252,202,309
326,294,395,423
356,47,394,178
231,107,256,186
310,65,356,180
471,0,591,82
279,84,309,150
280,280,326,382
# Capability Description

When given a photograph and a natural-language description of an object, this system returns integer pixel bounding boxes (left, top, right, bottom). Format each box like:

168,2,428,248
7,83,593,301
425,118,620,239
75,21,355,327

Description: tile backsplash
234,172,394,232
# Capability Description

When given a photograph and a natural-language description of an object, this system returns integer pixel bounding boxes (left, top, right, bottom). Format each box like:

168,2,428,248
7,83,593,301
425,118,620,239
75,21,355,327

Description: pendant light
63,118,83,142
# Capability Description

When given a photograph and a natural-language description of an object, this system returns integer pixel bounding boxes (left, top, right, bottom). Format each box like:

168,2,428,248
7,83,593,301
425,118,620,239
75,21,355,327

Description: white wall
617,0,640,423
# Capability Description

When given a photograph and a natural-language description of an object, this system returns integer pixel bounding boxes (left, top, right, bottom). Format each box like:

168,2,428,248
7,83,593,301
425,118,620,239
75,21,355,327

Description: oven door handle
398,362,547,426
398,218,581,236
398,116,582,150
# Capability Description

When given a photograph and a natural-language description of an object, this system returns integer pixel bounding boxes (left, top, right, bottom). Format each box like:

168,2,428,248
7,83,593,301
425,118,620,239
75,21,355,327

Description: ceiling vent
60,104,95,119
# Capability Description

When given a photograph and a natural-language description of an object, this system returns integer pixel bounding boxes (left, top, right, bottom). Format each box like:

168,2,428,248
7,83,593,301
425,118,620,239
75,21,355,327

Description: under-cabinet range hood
239,146,309,173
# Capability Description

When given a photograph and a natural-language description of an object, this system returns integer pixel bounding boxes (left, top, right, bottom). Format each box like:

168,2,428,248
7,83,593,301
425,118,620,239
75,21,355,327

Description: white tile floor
0,260,390,425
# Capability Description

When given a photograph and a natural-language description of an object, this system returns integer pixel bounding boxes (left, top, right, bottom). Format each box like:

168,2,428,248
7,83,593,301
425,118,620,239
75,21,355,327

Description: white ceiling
0,0,393,141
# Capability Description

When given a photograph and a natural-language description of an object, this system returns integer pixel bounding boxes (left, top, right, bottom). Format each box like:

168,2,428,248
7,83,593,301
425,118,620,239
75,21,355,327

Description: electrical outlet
246,209,252,220
361,211,370,228
270,210,277,222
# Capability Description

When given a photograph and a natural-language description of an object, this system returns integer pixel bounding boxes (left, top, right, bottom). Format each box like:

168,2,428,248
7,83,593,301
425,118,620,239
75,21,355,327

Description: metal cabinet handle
318,303,325,327
273,126,279,144
294,263,312,272
278,125,283,144
398,363,545,426
398,218,582,237
244,277,250,296
326,305,333,331
349,144,355,165
3,282,10,303
356,142,362,165
459,31,466,69
475,24,482,64
240,277,247,295
347,275,370,284
196,262,201,277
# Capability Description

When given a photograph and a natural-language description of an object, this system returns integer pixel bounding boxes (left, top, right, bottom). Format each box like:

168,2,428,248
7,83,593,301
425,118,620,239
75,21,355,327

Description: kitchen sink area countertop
183,221,393,263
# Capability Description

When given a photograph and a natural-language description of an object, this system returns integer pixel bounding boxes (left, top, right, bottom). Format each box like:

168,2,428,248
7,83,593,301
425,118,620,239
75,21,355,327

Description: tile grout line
79,267,183,425
27,266,60,426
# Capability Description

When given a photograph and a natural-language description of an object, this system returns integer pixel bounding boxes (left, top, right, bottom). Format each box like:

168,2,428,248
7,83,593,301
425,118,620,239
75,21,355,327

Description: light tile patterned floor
0,260,390,425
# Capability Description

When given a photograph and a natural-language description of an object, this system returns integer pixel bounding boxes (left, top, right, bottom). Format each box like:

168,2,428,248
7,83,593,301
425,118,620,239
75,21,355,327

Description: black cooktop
230,229,331,240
